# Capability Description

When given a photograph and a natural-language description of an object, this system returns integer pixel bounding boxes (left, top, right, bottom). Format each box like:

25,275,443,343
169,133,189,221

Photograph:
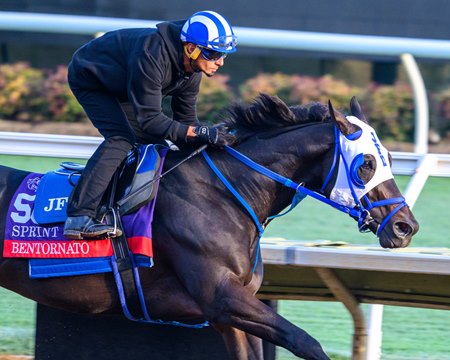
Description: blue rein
202,126,407,240
114,126,406,330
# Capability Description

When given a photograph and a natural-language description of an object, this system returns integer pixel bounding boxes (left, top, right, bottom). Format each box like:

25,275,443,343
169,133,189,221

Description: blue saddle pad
30,255,153,278
34,169,80,225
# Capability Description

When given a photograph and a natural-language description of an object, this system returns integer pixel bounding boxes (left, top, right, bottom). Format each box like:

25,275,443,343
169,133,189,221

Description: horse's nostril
394,221,413,237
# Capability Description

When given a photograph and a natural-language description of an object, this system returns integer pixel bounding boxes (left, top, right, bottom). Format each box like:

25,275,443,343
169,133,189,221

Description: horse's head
221,93,418,248
325,97,419,248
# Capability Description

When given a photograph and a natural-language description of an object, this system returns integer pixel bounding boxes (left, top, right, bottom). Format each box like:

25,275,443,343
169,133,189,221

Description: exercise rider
63,10,237,239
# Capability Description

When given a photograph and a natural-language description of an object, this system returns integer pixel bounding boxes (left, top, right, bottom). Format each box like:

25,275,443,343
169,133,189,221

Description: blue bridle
202,126,407,241
113,125,407,329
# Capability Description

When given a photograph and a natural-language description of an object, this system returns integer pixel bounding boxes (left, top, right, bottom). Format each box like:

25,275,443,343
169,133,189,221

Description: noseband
203,125,407,238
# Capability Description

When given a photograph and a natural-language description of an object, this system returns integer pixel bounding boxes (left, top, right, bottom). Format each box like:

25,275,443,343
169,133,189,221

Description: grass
0,288,35,355
275,303,450,360
0,155,449,359
0,155,86,173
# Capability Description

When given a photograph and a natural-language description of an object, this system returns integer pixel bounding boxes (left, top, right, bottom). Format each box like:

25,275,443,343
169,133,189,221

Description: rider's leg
64,136,133,238
64,86,135,239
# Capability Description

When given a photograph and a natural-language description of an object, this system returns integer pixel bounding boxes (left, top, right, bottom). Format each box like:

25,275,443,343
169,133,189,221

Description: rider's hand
193,125,219,145
187,124,236,147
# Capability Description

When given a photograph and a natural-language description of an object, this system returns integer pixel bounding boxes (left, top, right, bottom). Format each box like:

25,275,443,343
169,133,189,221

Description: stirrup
102,207,122,238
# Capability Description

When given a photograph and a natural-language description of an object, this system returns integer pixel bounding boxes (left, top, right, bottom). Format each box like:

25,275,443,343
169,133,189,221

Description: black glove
194,125,219,145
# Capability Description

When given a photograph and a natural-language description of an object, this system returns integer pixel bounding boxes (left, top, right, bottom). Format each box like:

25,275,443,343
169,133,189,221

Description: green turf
275,303,450,360
0,155,448,358
0,288,36,355
0,154,86,173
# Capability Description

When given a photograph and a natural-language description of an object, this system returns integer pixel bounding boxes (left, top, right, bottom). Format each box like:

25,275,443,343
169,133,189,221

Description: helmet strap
184,45,201,60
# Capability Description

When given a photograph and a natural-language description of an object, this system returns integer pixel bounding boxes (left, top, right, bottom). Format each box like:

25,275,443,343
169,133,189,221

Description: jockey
64,10,237,239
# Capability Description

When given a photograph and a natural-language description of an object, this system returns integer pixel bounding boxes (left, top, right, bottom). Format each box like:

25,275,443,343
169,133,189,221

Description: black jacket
68,20,201,142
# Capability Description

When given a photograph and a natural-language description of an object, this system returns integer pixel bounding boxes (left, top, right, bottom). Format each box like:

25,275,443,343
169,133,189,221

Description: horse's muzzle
379,218,419,248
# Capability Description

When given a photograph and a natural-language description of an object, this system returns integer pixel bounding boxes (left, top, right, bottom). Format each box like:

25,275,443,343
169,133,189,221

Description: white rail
2,12,450,59
1,132,449,176
400,54,429,154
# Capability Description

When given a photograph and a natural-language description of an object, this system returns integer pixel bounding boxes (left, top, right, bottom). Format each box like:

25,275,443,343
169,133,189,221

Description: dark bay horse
0,95,418,360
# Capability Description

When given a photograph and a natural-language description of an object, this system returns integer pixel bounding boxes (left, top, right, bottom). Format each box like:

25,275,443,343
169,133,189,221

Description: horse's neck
228,123,335,221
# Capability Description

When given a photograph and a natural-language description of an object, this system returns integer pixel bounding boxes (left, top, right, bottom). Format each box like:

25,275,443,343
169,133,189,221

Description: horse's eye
356,154,377,184
362,160,374,170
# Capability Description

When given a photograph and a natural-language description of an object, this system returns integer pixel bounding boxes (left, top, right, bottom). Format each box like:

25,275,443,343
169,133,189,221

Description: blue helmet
180,10,237,53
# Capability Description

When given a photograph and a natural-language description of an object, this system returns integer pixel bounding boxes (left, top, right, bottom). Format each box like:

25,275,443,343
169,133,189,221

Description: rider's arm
127,53,190,143
171,75,202,140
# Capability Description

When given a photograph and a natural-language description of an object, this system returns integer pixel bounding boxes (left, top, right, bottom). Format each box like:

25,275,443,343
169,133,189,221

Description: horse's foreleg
213,324,263,360
205,279,330,360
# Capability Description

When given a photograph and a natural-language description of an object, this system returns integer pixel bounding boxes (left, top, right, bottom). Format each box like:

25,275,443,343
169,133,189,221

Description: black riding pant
67,86,140,218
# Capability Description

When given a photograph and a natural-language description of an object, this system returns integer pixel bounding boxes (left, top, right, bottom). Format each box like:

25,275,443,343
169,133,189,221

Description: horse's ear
350,96,368,123
328,100,362,137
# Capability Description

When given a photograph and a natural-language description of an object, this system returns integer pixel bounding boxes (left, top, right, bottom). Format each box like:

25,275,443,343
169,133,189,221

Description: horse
0,94,418,360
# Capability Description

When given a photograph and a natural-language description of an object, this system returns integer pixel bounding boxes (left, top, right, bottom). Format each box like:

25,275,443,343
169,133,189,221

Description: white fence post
401,54,429,154
366,305,384,360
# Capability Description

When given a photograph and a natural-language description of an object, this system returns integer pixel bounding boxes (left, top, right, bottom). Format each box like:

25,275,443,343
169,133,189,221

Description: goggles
198,46,228,61
207,35,238,52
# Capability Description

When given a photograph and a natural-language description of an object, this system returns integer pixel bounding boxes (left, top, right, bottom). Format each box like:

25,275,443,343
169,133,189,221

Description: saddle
33,143,166,226
3,144,169,320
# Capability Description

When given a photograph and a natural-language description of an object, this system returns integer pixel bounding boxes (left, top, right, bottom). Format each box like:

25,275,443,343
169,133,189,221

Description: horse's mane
223,93,331,143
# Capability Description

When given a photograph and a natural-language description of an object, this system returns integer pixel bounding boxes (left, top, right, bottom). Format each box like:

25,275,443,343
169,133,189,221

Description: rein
203,125,407,239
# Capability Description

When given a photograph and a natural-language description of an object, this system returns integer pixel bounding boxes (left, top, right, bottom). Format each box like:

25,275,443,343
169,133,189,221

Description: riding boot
64,215,119,239
64,136,133,239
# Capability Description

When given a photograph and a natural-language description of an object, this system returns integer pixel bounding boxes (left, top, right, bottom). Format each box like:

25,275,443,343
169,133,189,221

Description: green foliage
432,87,450,135
363,82,415,141
43,65,86,122
240,73,416,141
239,72,294,103
290,74,365,112
0,62,48,122
197,74,234,124
239,73,365,112
2,62,450,142
0,62,86,123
